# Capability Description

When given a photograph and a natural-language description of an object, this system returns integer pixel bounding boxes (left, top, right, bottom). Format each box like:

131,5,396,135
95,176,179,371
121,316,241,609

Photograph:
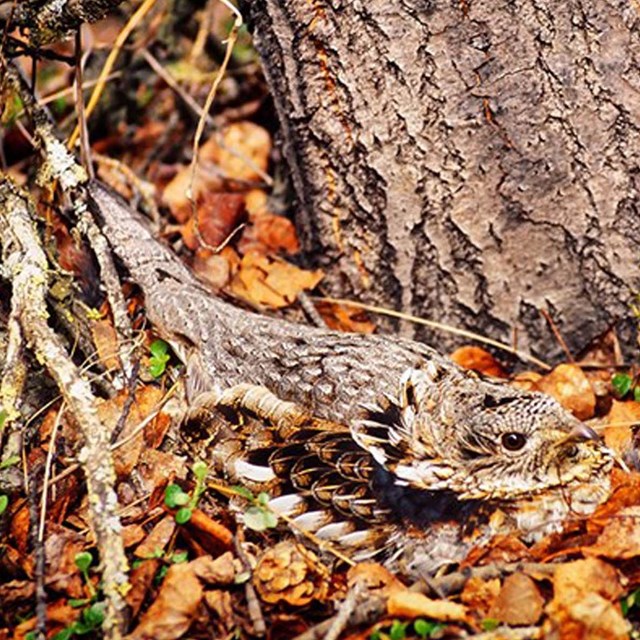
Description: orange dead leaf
587,470,640,534
134,515,176,559
347,562,405,596
386,591,468,622
511,370,543,392
460,577,500,618
583,507,640,560
163,122,271,220
545,558,628,639
99,386,172,477
489,573,544,625
90,317,121,372
534,364,596,420
450,346,507,378
239,212,300,255
315,301,376,334
602,399,640,459
191,552,236,586
182,508,234,555
231,253,323,309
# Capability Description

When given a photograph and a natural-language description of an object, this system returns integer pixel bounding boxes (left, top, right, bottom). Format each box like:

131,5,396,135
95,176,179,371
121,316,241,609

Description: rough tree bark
243,0,640,360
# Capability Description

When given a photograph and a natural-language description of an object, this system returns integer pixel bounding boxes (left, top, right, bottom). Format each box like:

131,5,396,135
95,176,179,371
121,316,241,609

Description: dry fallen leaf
180,192,246,251
90,316,121,372
489,573,544,626
134,515,176,559
602,399,640,459
315,301,377,334
534,363,596,420
347,562,405,596
450,346,507,378
386,591,468,622
544,558,628,640
583,506,640,560
191,552,236,586
127,562,203,640
231,253,323,309
99,386,172,477
460,577,500,618
163,122,271,220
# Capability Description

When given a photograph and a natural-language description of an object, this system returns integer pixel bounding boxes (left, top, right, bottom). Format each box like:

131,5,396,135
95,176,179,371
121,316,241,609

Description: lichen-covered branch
0,179,128,638
4,0,127,44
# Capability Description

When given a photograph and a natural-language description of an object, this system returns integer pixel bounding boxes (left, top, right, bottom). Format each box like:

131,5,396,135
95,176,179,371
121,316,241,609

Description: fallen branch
0,178,128,639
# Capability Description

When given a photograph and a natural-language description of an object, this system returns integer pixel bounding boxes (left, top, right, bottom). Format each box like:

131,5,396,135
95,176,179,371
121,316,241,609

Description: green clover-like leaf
74,551,93,573
243,505,277,531
612,373,633,398
165,484,190,508
175,507,193,524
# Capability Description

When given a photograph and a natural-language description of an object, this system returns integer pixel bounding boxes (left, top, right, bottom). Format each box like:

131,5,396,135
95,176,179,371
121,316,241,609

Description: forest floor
1,3,640,639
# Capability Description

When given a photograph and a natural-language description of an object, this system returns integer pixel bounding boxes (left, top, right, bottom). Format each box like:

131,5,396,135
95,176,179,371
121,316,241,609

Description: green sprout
164,461,209,524
148,339,171,378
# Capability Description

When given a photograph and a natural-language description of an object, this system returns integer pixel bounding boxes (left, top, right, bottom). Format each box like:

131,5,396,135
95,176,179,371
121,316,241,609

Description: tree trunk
243,0,640,360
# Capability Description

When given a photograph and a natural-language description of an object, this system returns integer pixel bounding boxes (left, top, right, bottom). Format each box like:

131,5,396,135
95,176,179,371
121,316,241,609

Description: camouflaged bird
184,374,613,574
90,182,614,574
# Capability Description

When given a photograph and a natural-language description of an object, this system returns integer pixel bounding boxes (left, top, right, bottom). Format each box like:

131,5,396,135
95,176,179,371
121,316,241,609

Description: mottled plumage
184,371,612,574
90,183,614,574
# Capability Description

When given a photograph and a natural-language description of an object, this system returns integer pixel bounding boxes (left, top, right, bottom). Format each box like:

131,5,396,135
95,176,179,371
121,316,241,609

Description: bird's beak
566,423,601,442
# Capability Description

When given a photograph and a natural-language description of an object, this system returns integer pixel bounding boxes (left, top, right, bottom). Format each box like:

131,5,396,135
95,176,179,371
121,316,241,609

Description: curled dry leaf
127,562,203,640
253,540,331,606
99,386,172,477
450,346,507,378
239,212,300,256
511,371,543,392
193,245,241,292
586,470,640,533
126,558,160,619
488,573,544,626
534,364,596,420
184,508,234,554
386,591,468,622
90,316,121,372
544,558,628,640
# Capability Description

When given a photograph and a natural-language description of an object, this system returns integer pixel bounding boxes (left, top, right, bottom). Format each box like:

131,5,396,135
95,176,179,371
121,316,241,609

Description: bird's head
352,364,613,501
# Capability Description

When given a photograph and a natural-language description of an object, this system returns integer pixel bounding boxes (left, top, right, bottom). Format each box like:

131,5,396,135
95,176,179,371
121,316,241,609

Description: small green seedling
481,618,500,631
0,495,8,516
230,486,278,532
622,588,640,616
148,339,171,378
51,601,106,640
164,461,210,524
74,551,96,598
611,373,640,401
370,619,444,640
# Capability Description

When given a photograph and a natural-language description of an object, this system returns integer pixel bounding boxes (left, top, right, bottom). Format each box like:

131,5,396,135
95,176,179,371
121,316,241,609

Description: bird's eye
566,444,579,458
501,432,527,451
